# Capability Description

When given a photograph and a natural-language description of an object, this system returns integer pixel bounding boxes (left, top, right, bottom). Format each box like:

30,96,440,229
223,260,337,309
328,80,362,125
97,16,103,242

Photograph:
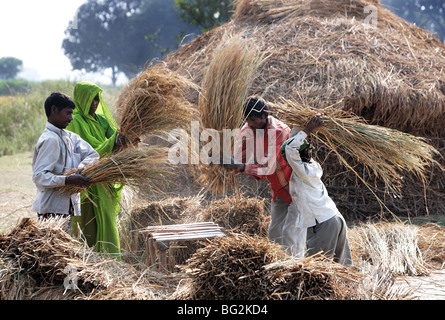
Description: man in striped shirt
224,96,303,256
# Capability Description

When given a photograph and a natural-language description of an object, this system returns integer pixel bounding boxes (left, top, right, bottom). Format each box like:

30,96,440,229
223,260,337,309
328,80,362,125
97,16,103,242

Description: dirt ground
0,152,444,300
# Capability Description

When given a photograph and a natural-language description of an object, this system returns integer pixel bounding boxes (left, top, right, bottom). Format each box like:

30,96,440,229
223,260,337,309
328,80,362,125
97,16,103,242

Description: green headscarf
281,137,313,162
67,81,122,258
67,81,118,157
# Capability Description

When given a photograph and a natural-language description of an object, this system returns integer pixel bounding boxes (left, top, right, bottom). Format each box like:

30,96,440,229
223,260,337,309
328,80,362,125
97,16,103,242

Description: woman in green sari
67,81,127,258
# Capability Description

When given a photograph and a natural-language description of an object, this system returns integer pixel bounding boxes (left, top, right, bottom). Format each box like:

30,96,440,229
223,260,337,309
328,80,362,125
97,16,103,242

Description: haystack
201,195,270,236
119,195,271,268
119,196,204,267
163,0,445,219
0,218,177,300
348,222,430,276
417,223,445,269
173,233,415,300
173,233,287,299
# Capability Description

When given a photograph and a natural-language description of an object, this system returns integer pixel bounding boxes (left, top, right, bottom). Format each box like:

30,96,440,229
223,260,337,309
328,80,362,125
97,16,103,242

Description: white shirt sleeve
285,130,323,186
72,133,99,170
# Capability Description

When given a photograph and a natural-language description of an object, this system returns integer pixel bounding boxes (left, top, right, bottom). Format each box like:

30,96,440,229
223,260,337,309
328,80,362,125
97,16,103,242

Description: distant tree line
62,0,201,85
0,57,23,80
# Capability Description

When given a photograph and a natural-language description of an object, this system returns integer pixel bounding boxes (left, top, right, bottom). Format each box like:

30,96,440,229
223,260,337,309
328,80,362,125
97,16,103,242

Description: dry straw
176,233,287,300
201,195,270,236
60,147,169,195
271,98,442,195
174,232,414,300
0,218,174,300
349,222,430,276
117,62,199,143
164,0,445,216
197,35,267,194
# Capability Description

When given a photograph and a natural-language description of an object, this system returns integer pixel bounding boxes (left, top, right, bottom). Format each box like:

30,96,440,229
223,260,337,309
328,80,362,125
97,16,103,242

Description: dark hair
44,92,75,117
243,95,269,118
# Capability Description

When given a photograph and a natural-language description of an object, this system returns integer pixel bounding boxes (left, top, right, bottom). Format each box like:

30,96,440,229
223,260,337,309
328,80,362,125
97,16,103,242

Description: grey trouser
306,213,352,265
268,197,306,257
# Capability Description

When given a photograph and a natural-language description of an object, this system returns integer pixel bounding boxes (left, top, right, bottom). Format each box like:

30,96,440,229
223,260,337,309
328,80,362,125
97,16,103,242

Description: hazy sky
0,0,126,85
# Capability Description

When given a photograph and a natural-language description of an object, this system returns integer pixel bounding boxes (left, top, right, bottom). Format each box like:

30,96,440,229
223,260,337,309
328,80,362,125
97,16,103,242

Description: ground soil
0,152,443,300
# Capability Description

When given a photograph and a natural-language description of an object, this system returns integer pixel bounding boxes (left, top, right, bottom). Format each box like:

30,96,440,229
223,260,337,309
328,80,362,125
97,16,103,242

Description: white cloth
285,130,338,228
32,122,99,216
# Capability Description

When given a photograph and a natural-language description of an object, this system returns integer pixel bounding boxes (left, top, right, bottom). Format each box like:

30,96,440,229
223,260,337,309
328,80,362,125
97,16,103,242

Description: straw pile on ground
119,195,270,268
173,233,287,300
197,36,266,194
349,222,430,276
201,195,270,236
0,218,178,300
60,147,169,195
117,62,199,143
173,233,415,300
417,223,445,269
164,0,445,218
119,196,203,267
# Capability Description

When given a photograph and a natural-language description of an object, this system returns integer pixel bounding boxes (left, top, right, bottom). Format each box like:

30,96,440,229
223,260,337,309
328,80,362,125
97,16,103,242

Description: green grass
0,80,122,156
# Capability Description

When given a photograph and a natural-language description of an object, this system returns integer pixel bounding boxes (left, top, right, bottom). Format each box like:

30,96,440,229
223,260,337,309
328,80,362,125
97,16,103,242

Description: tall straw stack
197,35,266,194
271,98,442,195
60,147,169,195
117,62,199,143
164,0,445,217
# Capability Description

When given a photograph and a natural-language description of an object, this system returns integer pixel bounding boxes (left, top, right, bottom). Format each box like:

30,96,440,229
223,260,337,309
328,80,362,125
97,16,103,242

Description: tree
174,0,233,32
0,57,23,80
63,0,200,85
382,0,445,42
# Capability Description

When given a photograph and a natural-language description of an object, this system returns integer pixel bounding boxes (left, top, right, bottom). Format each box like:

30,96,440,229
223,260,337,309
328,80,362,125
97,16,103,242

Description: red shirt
235,116,292,204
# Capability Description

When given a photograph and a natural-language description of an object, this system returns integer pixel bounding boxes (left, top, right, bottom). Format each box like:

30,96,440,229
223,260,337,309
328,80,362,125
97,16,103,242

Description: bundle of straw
201,195,270,236
263,255,415,300
233,0,379,24
178,233,287,300
271,98,442,194
60,147,169,194
0,218,170,300
197,35,266,194
349,222,430,276
175,232,414,300
117,62,199,143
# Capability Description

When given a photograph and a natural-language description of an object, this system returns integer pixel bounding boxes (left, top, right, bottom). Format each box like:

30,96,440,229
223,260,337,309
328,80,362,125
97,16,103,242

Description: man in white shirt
32,92,99,230
283,116,352,265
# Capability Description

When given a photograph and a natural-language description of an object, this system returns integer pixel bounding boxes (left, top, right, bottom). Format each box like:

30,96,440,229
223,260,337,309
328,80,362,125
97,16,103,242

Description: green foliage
174,0,233,32
0,57,23,80
0,80,120,156
62,0,200,85
0,79,32,96
0,95,45,156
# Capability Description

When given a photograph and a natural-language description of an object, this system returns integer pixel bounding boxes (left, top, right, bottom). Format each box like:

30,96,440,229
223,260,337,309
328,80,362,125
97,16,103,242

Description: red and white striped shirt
235,116,292,204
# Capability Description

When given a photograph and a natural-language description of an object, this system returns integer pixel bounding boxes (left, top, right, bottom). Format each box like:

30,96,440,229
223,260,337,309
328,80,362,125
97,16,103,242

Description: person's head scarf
73,81,117,130
67,81,118,157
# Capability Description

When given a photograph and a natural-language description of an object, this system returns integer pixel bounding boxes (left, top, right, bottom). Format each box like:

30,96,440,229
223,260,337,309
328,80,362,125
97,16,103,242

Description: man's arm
73,133,100,170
